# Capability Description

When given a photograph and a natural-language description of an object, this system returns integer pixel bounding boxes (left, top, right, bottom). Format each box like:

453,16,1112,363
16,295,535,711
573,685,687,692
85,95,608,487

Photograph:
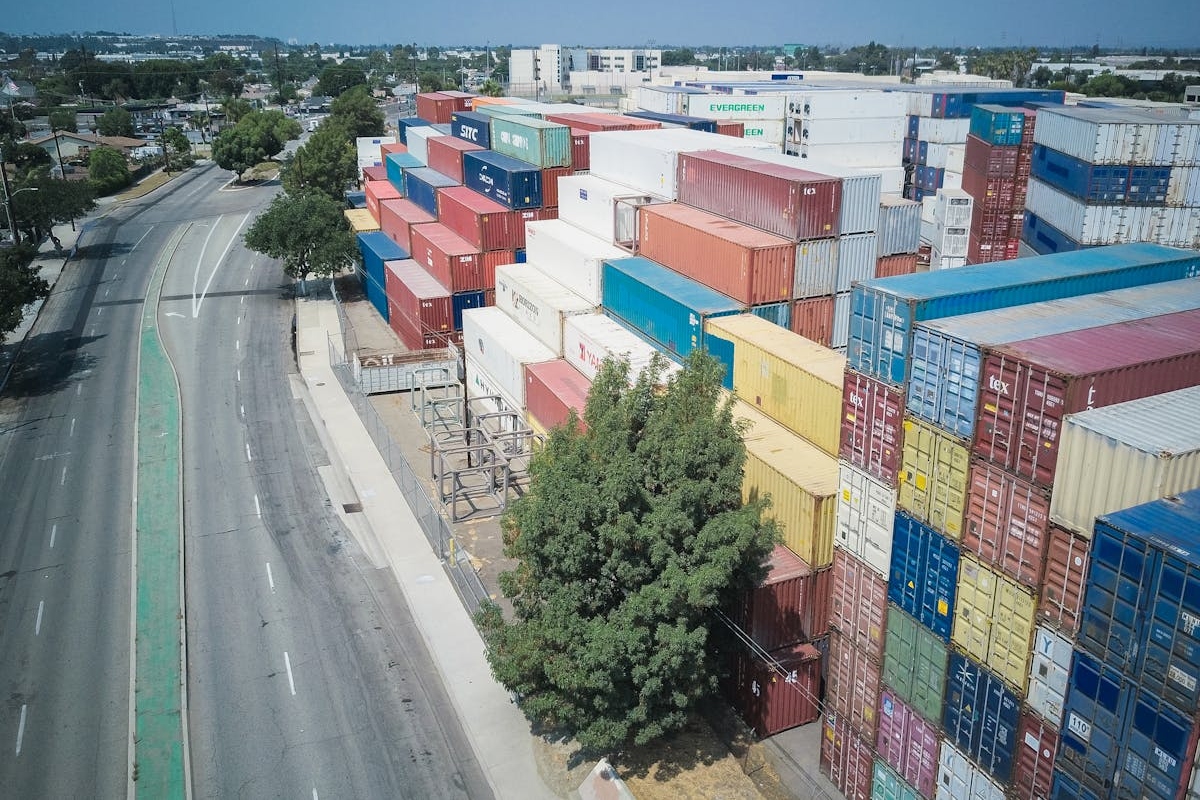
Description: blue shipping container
623,110,718,132
888,512,958,642
451,111,492,149
1021,211,1084,256
1127,165,1171,204
462,150,544,210
906,115,920,139
397,116,434,145
452,290,486,330
942,652,1020,784
402,167,458,218
1058,648,1127,793
847,242,1200,387
601,257,743,386
1079,519,1156,674
969,105,1026,147
749,301,791,330
357,231,409,295
514,248,526,264
385,151,424,194
345,190,366,209
1120,684,1196,800
1032,145,1131,203
1049,769,1105,800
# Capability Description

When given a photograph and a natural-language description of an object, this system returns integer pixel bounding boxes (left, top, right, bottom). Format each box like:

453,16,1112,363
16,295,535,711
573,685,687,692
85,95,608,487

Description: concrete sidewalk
294,297,558,800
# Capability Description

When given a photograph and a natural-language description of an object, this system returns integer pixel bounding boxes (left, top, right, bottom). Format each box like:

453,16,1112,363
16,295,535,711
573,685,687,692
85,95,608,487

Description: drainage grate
342,502,363,513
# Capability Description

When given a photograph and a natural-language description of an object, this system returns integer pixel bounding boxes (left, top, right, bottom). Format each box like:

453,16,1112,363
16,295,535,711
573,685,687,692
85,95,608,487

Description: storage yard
344,81,1200,800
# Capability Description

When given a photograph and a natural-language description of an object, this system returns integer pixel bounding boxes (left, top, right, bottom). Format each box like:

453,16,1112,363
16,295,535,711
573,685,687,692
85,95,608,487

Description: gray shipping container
878,196,922,256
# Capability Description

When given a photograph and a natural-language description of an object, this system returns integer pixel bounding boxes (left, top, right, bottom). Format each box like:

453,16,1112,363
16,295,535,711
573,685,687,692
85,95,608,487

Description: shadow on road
2,330,103,399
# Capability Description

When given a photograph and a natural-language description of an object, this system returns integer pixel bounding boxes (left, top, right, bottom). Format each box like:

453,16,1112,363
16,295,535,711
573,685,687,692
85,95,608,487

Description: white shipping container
1034,106,1169,166
787,141,905,168
356,135,396,168
936,741,1006,800
784,89,908,120
835,461,896,579
1049,386,1200,536
524,219,630,305
634,86,681,115
921,143,966,172
1152,120,1200,167
915,117,971,145
1026,626,1072,728
405,126,447,166
493,264,596,356
833,291,851,350
731,148,882,235
792,237,838,299
1026,178,1199,247
930,225,969,258
465,354,521,419
588,128,773,200
877,167,906,195
461,307,555,410
735,120,786,147
562,313,680,384
683,94,786,120
1167,165,1200,207
878,196,922,256
557,174,663,245
930,252,968,270
934,189,974,228
795,116,907,146
835,233,878,293
941,170,963,192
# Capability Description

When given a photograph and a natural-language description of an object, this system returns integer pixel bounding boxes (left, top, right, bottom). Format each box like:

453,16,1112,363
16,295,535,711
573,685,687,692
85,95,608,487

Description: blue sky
6,0,1197,49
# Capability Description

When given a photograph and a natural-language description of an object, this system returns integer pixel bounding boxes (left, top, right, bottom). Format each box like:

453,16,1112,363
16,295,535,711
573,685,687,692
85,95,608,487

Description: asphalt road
0,164,491,798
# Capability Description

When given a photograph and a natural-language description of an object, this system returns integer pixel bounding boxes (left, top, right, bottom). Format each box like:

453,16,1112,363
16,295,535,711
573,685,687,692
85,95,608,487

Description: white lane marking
237,316,241,325
49,524,56,549
235,340,240,351
15,705,26,755
254,494,261,518
76,384,82,396
96,308,103,316
245,443,252,462
241,296,245,305
244,277,249,287
283,652,297,696
193,211,253,318
105,287,110,297
59,466,67,486
240,405,244,418
236,369,241,382
266,563,275,592
35,601,44,635
131,226,154,253
312,789,318,800
189,217,222,316
69,418,75,437
165,312,185,318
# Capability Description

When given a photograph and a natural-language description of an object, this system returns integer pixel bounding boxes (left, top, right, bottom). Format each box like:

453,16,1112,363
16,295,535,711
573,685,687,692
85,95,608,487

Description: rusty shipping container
540,166,571,209
829,549,889,663
378,197,436,254
638,203,796,306
523,360,591,433
437,186,526,252
408,223,487,293
1012,713,1058,800
426,135,484,183
1038,523,1091,634
415,91,458,124
828,629,883,742
875,690,939,799
875,253,919,279
841,369,905,487
728,642,823,737
790,295,835,348
974,307,1200,488
384,258,453,334
821,714,875,800
963,459,1050,589
736,544,832,651
570,128,590,171
543,112,662,132
676,150,842,241
364,179,400,220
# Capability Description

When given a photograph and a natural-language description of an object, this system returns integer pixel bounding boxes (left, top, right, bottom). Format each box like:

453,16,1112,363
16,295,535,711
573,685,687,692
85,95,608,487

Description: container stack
782,89,909,171
962,105,1036,264
924,188,973,270
1023,105,1200,255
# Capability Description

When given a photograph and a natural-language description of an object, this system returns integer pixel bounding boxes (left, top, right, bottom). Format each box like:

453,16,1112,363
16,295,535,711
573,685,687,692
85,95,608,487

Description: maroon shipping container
974,308,1200,488
728,642,823,737
364,179,401,221
791,296,834,348
541,166,572,209
415,92,457,124
963,134,1019,178
828,629,882,742
677,150,841,242
821,714,875,800
381,142,407,158
829,549,887,663
962,169,1018,212
716,121,745,138
875,690,938,799
570,129,590,171
479,250,514,287
408,223,486,293
426,136,484,183
967,233,1011,265
1039,524,1090,634
362,164,388,183
637,203,796,305
437,90,477,112
737,545,832,651
524,360,591,433
1012,712,1058,800
379,197,436,253
384,258,453,334
840,369,904,487
390,305,451,351
963,459,1050,588
436,185,526,252
972,203,1014,238
875,254,918,279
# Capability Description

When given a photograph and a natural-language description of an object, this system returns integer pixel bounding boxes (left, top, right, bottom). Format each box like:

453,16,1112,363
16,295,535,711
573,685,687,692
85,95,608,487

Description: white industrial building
509,45,661,97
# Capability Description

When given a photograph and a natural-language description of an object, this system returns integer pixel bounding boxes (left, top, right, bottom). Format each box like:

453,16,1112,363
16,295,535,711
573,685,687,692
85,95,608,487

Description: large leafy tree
0,244,47,336
48,109,77,133
328,86,384,138
161,126,194,171
212,110,301,180
87,146,131,195
244,190,357,287
96,107,135,138
11,172,95,242
282,122,356,200
314,62,368,98
476,351,778,753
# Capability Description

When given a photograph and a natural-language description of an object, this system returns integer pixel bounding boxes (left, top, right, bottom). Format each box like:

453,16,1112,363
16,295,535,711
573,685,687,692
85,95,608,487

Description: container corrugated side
1025,178,1194,247
836,233,879,294
835,463,896,580
935,741,1005,800
728,642,823,736
462,150,544,210
833,292,852,351
963,459,1050,589
461,306,555,406
878,197,922,257
524,360,591,433
821,713,876,800
791,295,834,347
426,135,484,183
1039,524,1091,635
943,651,1020,785
556,173,662,245
830,548,889,662
561,313,680,386
378,197,435,253
1012,712,1059,800
897,416,970,541
436,185,525,252
1033,106,1163,166
882,605,947,728
489,115,573,168
706,314,844,457
1049,385,1200,537
731,148,880,236
364,179,401,220
872,759,921,800
1027,625,1072,729
841,370,905,487
493,264,595,356
793,237,839,299
874,691,938,800
1119,683,1200,800
736,545,832,650
828,629,883,742
385,258,453,334
888,512,958,642
525,220,629,306
952,554,1037,693
1056,648,1128,795
465,353,520,415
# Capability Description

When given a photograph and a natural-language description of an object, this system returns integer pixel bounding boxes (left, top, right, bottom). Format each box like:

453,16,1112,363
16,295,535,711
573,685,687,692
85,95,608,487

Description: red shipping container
716,121,745,138
821,714,875,800
971,203,1012,238
408,223,486,293
961,169,1011,209
437,185,526,252
790,296,834,347
362,164,388,183
378,197,435,254
828,629,882,742
963,459,1050,588
479,250,515,287
541,166,572,209
1039,524,1090,634
875,690,938,799
737,545,832,651
524,360,591,432
875,254,918,279
426,135,484,183
963,135,1018,178
415,91,457,124
384,258,453,334
570,129,590,171
727,642,823,737
381,142,407,158
829,549,888,663
637,203,796,305
974,308,1200,488
840,370,904,487
1012,712,1058,800
677,150,842,242
364,179,400,220
437,90,477,112
390,305,452,351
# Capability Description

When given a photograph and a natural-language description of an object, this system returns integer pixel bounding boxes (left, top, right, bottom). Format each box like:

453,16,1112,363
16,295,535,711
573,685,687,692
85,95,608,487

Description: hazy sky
6,0,1197,49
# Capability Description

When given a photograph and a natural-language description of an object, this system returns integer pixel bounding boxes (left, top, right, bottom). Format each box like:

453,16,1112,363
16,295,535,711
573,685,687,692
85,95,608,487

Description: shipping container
829,629,883,741
975,308,1200,488
562,313,681,386
964,136,1019,182
344,207,380,234
830,548,889,662
464,353,521,415
361,164,387,184
493,263,594,355
556,173,662,245
474,103,544,120
683,94,788,120
963,459,1049,588
969,105,1026,147
1025,178,1199,248
897,416,971,541
875,690,938,799
733,149,881,237
1040,524,1091,635
357,231,408,306
734,402,840,568
835,463,897,582
378,197,435,253
1032,144,1136,204
462,150,544,210
848,242,1200,388
460,307,555,409
396,117,432,146
676,149,841,241
525,219,630,306
415,92,458,124
737,544,831,651
384,151,424,193
403,167,459,218
1056,648,1128,794
523,360,591,433
728,642,823,736
1010,713,1059,800
602,256,744,368
749,301,791,329
953,554,1037,693
544,111,661,132
488,116,573,169
1049,769,1104,800
791,295,834,348
875,254,918,279
357,134,396,167
425,135,484,183
889,512,958,642
935,741,1006,800
878,197,923,257
1050,385,1200,537
792,237,839,299
624,109,719,132
385,258,452,334
408,223,486,293
450,110,492,149
451,290,486,330
405,124,453,166
872,759,921,800
637,203,796,306
882,605,948,728
569,128,590,171
841,370,905,487
540,166,570,209
715,121,744,138
836,233,879,294
364,179,401,220
943,651,1020,785
1027,624,1072,730
1033,105,1200,166
1020,210,1083,256
436,185,525,252
821,713,876,800
1119,683,1200,800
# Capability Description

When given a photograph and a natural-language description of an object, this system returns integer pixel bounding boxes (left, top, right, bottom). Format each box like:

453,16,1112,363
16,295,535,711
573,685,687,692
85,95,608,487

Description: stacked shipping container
963,105,1035,263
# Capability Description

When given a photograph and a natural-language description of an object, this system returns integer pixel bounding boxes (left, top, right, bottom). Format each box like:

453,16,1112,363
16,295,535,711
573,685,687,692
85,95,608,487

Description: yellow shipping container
952,554,1036,693
706,314,845,458
344,208,381,234
898,416,970,541
733,400,839,568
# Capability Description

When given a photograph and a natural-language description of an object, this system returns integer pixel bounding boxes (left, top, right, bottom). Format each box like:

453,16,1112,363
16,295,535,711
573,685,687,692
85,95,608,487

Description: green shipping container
872,759,922,800
882,605,948,727
474,104,544,119
489,116,573,169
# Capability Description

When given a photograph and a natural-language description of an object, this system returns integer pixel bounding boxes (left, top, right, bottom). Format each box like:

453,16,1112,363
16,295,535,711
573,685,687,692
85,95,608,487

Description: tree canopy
10,173,95,242
315,62,368,98
243,189,357,285
212,110,301,180
96,107,134,138
476,351,778,753
281,122,357,200
0,244,47,336
87,146,131,195
328,86,384,138
48,109,76,133
660,49,697,67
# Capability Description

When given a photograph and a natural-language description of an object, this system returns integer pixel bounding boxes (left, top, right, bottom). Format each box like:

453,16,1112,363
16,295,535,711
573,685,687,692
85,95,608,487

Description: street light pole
50,130,75,232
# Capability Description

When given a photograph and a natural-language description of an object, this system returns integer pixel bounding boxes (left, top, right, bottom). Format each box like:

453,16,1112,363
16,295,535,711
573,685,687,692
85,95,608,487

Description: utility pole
158,114,170,176
50,130,75,231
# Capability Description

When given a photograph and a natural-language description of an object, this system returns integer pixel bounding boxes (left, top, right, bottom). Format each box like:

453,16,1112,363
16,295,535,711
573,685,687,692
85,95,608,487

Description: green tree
660,48,697,67
475,351,778,753
479,79,504,97
282,122,356,200
221,97,254,124
161,126,195,171
315,62,368,97
87,146,131,195
96,107,134,137
212,110,301,180
48,109,77,133
0,243,47,336
2,142,52,180
12,172,96,242
243,190,357,288
418,73,445,93
936,52,958,72
328,85,384,138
